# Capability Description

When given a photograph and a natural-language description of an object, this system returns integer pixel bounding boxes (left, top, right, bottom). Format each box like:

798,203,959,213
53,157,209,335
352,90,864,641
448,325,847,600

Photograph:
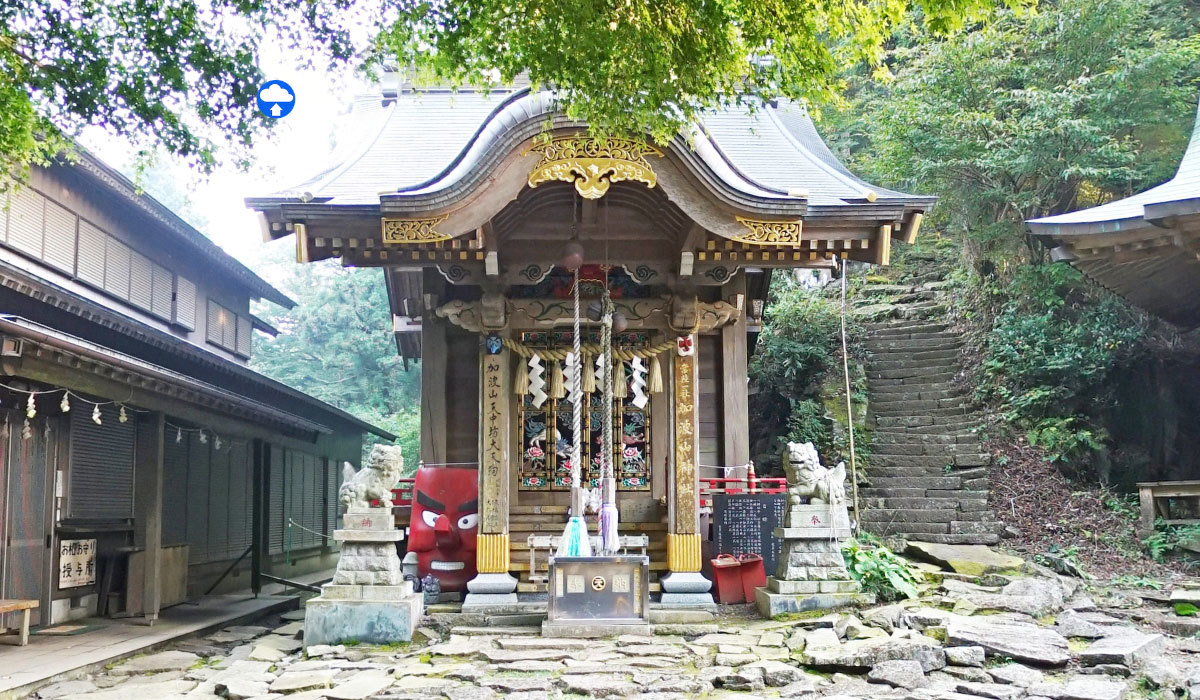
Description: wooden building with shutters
0,148,392,630
247,82,933,604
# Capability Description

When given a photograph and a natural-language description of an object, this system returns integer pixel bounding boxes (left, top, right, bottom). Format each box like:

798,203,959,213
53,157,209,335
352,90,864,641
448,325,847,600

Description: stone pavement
22,566,1200,700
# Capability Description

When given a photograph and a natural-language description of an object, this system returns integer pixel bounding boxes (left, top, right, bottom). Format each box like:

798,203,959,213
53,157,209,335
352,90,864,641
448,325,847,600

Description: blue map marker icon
257,80,296,119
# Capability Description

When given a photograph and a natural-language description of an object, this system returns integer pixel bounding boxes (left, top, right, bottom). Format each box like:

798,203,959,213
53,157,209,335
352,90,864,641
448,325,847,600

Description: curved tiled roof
1029,98,1200,233
270,87,932,212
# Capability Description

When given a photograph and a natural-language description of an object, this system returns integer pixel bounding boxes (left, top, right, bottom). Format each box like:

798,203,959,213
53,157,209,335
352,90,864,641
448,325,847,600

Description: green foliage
1102,492,1141,522
1174,602,1198,617
378,0,1013,144
251,252,421,466
749,275,865,467
1143,519,1200,563
842,537,921,601
0,0,360,188
829,0,1199,261
1110,574,1164,590
976,264,1145,464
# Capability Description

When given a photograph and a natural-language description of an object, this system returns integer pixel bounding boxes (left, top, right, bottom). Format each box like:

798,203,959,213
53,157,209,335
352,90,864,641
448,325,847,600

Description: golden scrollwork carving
734,216,804,246
527,136,663,199
382,216,451,244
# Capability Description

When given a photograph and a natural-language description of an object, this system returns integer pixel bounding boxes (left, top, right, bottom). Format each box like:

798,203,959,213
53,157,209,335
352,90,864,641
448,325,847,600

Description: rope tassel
612,361,627,399
648,355,663,394
550,361,566,400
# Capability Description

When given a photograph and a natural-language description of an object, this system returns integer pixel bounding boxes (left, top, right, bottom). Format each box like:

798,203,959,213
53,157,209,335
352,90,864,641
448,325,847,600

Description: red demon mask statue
407,465,479,591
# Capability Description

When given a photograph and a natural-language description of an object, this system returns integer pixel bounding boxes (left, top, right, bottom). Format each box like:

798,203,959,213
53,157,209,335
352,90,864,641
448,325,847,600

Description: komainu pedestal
755,442,872,616
305,507,422,646
305,446,422,646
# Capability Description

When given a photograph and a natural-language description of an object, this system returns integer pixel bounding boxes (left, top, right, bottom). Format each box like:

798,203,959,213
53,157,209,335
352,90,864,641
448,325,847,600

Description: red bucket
710,554,745,604
738,553,766,603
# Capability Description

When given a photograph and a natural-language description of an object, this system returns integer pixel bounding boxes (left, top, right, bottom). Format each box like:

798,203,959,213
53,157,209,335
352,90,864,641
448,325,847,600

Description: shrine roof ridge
247,86,935,215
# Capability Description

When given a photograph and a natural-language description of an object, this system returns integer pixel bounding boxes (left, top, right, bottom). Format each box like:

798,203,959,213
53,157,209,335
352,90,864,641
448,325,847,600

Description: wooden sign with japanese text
59,538,97,589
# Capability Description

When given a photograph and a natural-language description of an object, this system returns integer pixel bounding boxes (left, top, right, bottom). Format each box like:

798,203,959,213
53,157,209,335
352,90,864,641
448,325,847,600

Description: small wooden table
0,599,39,646
1137,480,1200,532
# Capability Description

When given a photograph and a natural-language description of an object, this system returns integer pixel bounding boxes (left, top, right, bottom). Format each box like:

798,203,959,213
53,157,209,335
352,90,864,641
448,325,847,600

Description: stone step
866,356,962,372
863,320,950,335
950,521,1002,536
864,332,962,347
867,389,967,403
869,378,964,394
864,476,964,490
871,496,990,510
860,487,928,498
863,497,965,510
903,533,1001,545
874,415,979,429
872,434,980,446
871,444,984,457
868,365,963,381
863,466,956,478
872,406,970,418
865,337,963,352
861,521,951,535
871,397,966,411
859,508,960,523
870,455,966,470
871,347,963,363
870,372,958,387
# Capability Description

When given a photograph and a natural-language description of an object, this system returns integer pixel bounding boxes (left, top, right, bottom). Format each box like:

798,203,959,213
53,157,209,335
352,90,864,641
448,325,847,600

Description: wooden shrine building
247,84,933,603
1029,97,1200,327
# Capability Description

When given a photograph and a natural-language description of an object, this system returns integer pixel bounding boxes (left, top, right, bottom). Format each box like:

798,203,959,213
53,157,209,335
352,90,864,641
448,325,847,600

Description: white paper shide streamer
528,354,547,407
630,356,648,409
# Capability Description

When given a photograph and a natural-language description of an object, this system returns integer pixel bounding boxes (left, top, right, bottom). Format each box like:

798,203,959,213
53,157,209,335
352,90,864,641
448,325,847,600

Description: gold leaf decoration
734,216,804,246
382,216,451,244
527,136,663,199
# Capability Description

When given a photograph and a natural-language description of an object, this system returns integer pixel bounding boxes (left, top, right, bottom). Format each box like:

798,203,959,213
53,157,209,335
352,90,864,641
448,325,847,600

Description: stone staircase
856,284,1001,545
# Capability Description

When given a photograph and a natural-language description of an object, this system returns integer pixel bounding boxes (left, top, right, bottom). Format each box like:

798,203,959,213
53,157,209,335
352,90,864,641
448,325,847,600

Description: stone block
542,621,653,638
320,585,363,600
341,508,395,531
755,587,875,617
768,579,821,594
333,529,405,542
304,594,421,646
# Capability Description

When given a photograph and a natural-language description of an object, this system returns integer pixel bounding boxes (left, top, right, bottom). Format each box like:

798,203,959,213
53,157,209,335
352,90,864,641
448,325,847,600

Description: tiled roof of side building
1029,97,1200,232
70,148,296,308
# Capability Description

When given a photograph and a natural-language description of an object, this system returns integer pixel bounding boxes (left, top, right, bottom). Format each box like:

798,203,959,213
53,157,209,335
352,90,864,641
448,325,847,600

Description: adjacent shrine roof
260,86,931,212
1028,97,1200,328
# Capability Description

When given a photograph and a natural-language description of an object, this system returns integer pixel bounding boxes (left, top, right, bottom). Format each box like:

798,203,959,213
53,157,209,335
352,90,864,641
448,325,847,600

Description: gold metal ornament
381,216,451,244
527,136,663,199
733,217,804,246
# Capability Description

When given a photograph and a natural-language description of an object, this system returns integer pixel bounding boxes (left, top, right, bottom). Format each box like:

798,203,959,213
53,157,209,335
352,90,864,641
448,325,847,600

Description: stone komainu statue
339,444,405,511
783,441,847,506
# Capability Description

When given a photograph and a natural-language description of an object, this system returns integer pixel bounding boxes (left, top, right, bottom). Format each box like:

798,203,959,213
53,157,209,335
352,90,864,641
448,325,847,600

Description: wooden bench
526,534,650,586
0,599,39,646
1137,480,1200,532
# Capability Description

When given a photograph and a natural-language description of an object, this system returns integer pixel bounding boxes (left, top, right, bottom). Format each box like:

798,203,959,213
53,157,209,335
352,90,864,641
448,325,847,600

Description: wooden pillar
721,274,749,469
874,224,893,266
133,411,164,622
477,342,511,574
668,337,702,573
251,439,267,597
420,319,448,467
